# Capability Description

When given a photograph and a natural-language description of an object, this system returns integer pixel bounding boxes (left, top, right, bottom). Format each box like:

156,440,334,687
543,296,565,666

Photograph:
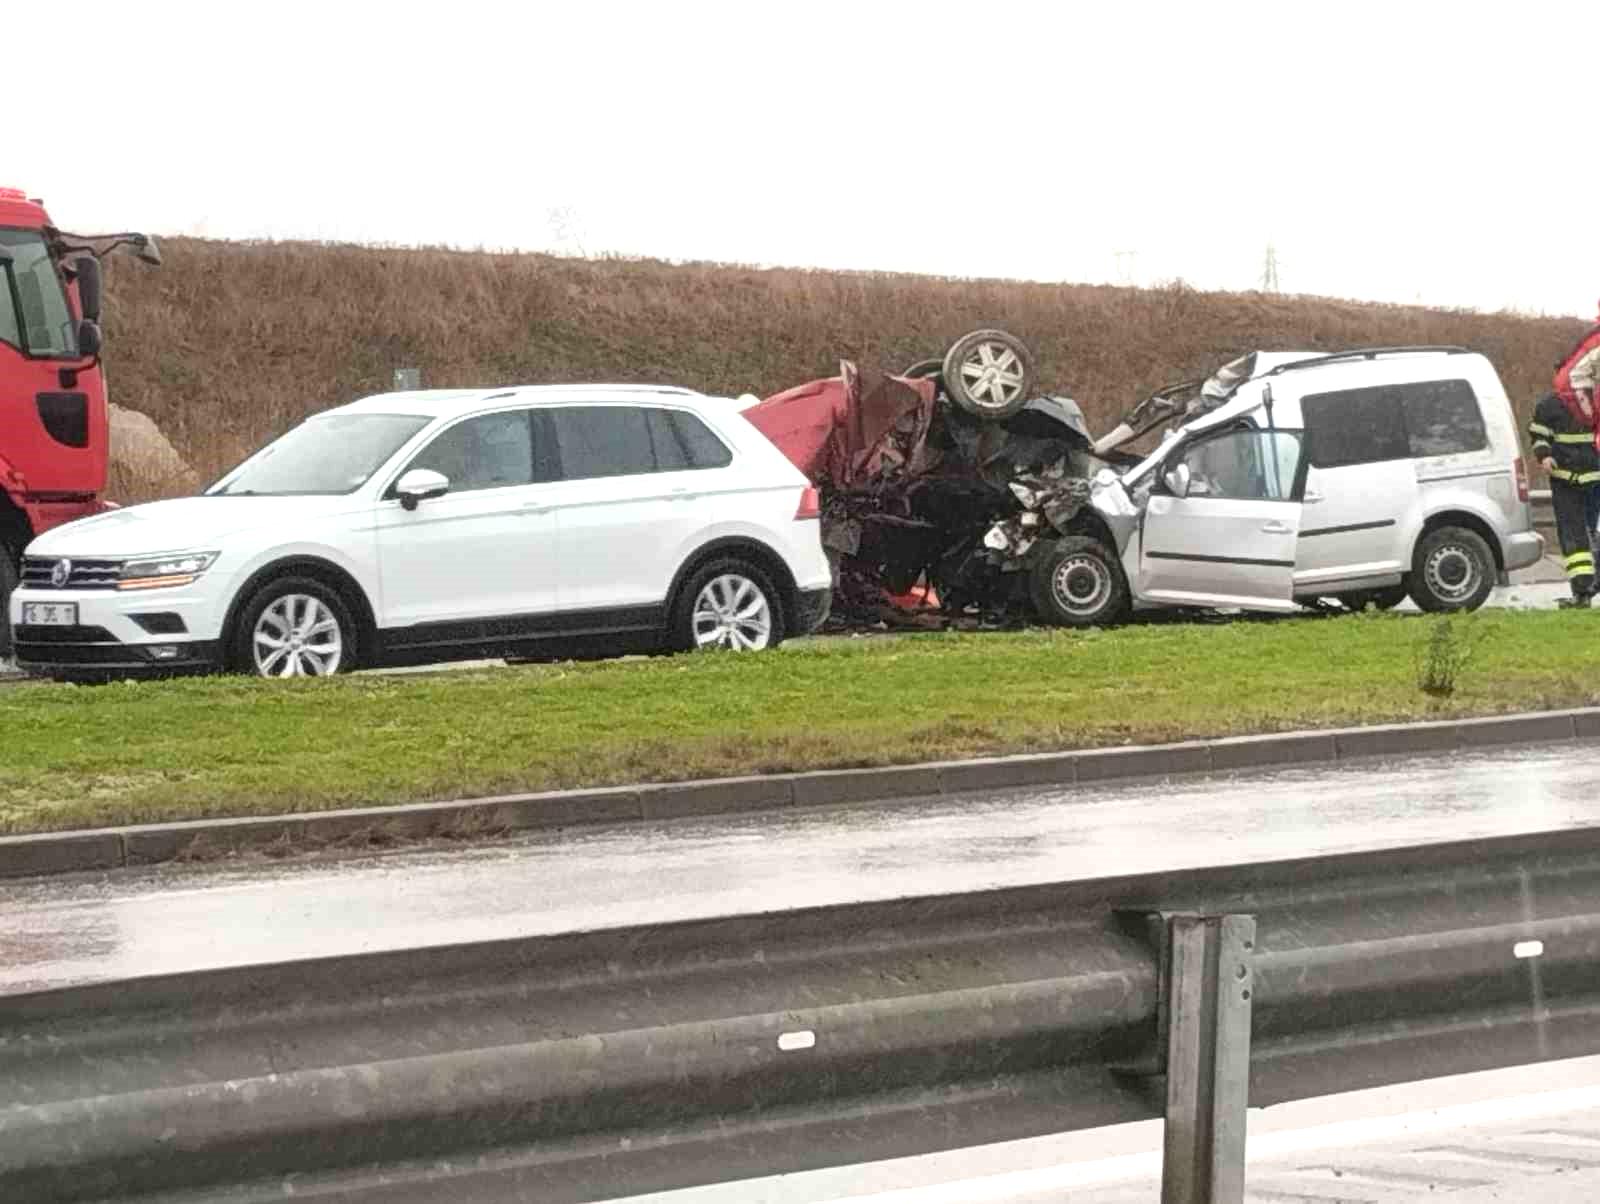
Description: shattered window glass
550,406,657,480
404,410,533,492
1180,429,1302,501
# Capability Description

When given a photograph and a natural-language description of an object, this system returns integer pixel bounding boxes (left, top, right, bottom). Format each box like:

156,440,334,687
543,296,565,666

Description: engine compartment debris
742,330,1252,627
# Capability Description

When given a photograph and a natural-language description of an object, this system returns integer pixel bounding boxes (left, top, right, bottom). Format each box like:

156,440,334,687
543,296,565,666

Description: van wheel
230,577,359,677
673,558,786,652
1336,585,1408,612
1029,536,1131,627
1410,527,1495,613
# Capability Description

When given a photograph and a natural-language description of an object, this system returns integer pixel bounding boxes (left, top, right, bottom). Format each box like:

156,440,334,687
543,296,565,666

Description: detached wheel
1336,585,1408,612
0,551,16,661
673,558,785,652
941,329,1036,421
1409,526,1495,613
230,577,358,677
1029,536,1131,628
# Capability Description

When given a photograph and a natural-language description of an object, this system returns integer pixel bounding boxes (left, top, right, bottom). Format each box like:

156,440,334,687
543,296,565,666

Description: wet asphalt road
4,744,1599,996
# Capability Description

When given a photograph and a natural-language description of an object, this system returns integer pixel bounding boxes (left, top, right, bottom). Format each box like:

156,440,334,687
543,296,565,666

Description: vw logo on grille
50,558,73,588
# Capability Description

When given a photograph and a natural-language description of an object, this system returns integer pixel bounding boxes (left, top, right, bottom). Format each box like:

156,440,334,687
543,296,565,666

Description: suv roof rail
551,383,700,395
1262,345,1471,378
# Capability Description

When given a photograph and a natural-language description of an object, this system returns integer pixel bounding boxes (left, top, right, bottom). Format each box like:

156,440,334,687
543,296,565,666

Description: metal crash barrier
5,827,1600,1203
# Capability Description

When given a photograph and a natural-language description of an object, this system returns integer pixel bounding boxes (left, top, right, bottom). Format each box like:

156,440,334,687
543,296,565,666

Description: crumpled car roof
742,363,938,490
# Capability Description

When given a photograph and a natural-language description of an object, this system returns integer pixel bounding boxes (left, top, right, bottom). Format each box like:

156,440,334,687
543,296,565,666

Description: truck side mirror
1164,462,1192,498
77,320,102,359
135,236,162,267
75,255,103,322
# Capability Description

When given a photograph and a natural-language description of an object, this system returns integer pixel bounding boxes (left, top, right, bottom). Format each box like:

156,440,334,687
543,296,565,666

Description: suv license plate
21,602,78,627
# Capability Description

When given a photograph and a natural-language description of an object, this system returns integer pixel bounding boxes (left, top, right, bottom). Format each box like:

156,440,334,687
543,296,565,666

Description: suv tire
230,576,359,677
673,557,786,652
1409,526,1495,613
1029,536,1131,628
941,329,1035,421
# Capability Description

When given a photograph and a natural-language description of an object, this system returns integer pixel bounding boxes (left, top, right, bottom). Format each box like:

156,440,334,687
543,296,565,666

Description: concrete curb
2,707,1594,880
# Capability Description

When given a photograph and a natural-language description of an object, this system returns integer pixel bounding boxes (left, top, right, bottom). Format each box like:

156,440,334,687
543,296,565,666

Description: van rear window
1302,379,1486,468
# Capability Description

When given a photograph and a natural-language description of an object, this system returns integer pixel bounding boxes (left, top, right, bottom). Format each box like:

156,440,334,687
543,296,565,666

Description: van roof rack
1262,346,1471,378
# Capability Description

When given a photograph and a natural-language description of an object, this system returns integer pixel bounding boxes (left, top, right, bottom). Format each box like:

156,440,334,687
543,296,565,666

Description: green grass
3,610,1599,835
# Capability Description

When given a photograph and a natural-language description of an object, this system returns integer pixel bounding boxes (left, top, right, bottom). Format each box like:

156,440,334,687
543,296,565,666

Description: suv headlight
117,551,219,591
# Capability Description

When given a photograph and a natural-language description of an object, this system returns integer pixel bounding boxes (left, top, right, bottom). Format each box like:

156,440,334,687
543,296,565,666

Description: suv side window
547,405,733,479
403,410,533,492
550,406,656,480
649,408,733,471
1180,428,1302,501
1302,379,1485,466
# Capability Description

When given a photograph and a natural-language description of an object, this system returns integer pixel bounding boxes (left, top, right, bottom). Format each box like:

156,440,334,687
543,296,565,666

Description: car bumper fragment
1503,529,1545,573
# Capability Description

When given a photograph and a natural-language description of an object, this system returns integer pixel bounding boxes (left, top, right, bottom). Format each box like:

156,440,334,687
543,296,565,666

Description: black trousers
1551,480,1600,598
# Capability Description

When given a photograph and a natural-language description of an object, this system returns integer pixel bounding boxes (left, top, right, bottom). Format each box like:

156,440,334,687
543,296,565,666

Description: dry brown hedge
99,237,1587,500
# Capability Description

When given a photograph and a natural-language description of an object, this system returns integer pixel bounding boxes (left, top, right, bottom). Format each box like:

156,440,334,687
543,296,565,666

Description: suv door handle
669,487,698,501
521,501,548,514
1303,488,1325,504
1260,520,1293,535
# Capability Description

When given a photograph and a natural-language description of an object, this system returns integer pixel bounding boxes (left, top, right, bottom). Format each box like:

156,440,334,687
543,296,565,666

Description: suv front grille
20,557,123,590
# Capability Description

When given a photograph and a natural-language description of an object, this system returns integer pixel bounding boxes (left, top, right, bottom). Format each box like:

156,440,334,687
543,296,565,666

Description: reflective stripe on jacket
1529,390,1600,482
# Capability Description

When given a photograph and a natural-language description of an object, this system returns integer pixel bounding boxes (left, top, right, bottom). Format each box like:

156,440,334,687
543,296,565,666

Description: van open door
1135,427,1304,613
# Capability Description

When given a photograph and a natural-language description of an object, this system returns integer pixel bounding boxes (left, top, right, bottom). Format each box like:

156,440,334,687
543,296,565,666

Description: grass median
4,608,1600,835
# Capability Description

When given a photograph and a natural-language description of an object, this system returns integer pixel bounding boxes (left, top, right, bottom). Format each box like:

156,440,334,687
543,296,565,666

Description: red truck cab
0,187,157,657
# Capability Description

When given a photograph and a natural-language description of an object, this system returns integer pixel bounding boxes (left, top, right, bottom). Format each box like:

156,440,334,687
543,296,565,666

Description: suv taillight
795,485,820,520
1514,456,1530,503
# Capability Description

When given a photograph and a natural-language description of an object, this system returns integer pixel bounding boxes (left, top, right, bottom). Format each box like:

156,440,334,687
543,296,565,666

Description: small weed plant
1415,617,1484,698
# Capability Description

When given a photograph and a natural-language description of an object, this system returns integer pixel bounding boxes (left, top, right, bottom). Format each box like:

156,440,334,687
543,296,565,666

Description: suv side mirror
75,255,103,322
1164,462,1192,498
76,320,103,359
395,468,449,510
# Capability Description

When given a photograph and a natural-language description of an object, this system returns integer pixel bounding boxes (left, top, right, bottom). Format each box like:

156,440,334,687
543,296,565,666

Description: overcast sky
14,0,1597,317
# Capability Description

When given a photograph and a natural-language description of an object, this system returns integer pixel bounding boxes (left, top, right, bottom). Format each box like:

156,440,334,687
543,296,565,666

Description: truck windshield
208,413,432,496
0,229,77,357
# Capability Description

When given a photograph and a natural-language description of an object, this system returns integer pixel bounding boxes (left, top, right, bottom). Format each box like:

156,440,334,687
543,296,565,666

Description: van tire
1409,526,1495,613
1029,536,1131,627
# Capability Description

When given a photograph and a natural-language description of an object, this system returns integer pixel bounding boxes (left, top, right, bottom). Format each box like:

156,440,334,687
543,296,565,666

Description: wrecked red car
743,330,1148,623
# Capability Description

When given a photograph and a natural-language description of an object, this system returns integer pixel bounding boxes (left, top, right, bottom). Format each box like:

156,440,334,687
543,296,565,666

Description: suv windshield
208,413,431,496
0,229,77,357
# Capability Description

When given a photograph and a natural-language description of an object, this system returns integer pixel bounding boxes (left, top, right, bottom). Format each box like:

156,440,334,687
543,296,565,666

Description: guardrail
5,827,1600,1204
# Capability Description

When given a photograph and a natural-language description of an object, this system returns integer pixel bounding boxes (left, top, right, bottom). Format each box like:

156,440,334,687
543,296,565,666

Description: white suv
10,386,833,679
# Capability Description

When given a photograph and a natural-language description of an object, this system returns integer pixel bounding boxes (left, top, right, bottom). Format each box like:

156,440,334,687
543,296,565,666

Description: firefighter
1531,306,1600,605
